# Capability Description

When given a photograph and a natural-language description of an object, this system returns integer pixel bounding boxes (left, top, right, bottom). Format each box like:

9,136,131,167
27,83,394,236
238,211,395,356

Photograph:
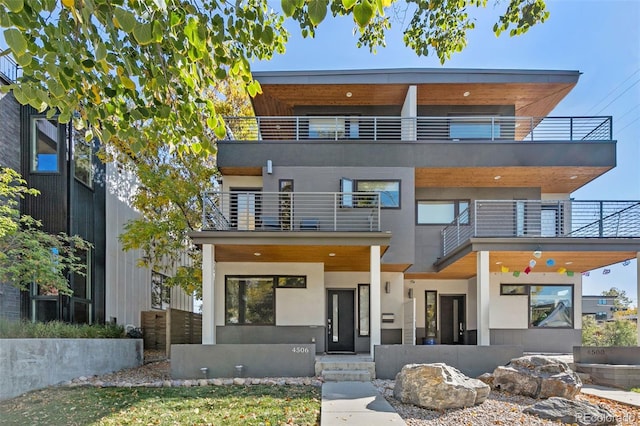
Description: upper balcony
202,191,381,232
224,115,612,143
441,200,640,258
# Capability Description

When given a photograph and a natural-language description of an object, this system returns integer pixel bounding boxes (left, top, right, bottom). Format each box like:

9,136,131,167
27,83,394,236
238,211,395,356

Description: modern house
188,67,640,359
0,56,194,325
582,295,618,321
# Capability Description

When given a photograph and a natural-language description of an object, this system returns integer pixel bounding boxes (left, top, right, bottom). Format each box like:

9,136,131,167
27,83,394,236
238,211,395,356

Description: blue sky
255,0,640,305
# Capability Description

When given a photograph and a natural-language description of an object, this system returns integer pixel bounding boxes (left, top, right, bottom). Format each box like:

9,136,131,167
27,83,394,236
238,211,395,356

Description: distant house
189,67,640,357
582,295,617,321
0,56,194,325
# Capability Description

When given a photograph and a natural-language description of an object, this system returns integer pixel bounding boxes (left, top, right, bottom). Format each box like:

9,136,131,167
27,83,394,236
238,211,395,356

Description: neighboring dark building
582,295,617,321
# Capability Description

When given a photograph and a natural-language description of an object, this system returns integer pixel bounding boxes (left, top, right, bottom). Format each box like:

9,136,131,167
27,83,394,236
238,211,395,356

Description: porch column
637,253,640,347
477,251,491,345
202,244,216,344
370,245,381,357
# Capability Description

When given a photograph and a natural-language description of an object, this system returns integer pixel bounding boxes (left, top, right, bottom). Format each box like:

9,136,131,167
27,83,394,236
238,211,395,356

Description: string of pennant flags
499,251,634,277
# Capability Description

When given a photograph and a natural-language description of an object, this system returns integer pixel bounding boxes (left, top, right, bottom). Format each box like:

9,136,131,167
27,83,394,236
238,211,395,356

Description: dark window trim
30,116,62,175
416,199,470,225
72,137,95,190
527,284,575,330
277,275,307,288
358,283,370,337
224,275,283,326
353,179,401,209
425,290,437,338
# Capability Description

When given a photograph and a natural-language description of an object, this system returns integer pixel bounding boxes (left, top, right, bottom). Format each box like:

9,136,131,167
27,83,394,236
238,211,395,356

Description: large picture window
31,117,59,172
225,277,275,325
417,200,469,225
529,285,573,328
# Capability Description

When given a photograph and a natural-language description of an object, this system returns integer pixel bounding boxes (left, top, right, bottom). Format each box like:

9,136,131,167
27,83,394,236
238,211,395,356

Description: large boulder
393,363,490,410
524,397,617,425
493,355,582,399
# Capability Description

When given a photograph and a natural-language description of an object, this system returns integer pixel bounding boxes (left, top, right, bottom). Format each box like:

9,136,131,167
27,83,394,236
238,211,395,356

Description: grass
632,388,640,393
0,319,124,338
0,385,321,425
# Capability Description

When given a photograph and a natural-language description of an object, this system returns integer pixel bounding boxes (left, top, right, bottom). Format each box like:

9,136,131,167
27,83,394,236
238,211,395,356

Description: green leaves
308,0,328,25
133,22,153,45
4,28,26,55
113,7,136,33
353,0,374,27
2,0,23,13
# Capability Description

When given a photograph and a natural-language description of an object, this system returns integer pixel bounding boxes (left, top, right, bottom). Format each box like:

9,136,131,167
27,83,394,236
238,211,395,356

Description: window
151,271,171,310
449,118,501,139
417,200,469,225
595,312,607,321
225,277,275,325
355,180,401,208
358,284,370,336
73,129,94,187
71,249,92,323
529,285,573,328
340,178,354,208
279,179,293,230
425,290,437,338
277,276,306,288
31,117,59,172
500,284,527,295
597,298,608,305
309,117,345,139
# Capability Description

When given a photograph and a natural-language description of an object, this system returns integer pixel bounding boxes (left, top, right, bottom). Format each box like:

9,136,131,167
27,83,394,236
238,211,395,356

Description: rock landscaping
393,363,490,410
492,355,582,399
524,397,617,426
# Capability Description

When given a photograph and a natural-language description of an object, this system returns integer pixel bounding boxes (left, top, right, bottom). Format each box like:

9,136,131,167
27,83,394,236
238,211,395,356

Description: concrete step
315,360,376,378
322,369,372,382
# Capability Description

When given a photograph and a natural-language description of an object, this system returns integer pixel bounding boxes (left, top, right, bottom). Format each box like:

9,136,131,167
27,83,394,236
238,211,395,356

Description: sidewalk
321,382,404,425
582,384,640,407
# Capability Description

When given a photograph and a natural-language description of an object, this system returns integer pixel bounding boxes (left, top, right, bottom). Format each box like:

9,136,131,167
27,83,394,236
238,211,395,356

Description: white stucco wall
214,262,325,326
489,272,582,329
221,176,263,192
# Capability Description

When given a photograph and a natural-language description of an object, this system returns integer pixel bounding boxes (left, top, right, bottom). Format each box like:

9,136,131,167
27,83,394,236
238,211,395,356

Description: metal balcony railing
224,116,613,142
202,191,381,232
442,200,640,256
0,55,19,83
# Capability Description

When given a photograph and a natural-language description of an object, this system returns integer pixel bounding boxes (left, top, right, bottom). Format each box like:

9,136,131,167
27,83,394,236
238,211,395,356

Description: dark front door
327,289,355,352
440,295,465,344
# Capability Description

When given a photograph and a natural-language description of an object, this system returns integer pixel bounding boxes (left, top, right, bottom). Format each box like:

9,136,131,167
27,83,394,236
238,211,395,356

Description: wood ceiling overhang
252,82,578,119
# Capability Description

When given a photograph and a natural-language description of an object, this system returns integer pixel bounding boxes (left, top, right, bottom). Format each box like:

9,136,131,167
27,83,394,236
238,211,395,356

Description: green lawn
0,385,320,425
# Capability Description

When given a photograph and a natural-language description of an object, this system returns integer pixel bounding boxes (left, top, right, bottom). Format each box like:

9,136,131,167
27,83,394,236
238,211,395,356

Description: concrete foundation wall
217,325,325,354
576,364,640,389
171,344,316,379
0,339,143,400
491,328,581,353
573,346,640,365
374,344,523,379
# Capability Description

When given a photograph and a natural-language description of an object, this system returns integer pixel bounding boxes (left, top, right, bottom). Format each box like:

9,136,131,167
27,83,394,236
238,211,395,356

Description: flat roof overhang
406,238,639,280
251,68,580,118
189,231,396,272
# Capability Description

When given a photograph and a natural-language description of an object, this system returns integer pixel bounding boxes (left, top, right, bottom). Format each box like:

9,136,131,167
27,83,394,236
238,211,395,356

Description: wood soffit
252,82,577,119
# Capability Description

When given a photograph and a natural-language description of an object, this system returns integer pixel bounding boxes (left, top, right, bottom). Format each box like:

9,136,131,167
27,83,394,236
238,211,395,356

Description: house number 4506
292,347,309,354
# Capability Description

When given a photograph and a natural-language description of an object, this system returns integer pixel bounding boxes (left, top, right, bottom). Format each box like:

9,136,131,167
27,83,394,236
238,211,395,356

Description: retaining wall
573,346,640,388
0,339,143,400
171,344,316,379
374,344,524,379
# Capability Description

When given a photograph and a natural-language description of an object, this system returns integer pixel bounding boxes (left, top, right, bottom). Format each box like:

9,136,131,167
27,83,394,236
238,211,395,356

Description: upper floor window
31,117,59,173
417,200,469,225
73,128,94,188
597,298,608,305
308,117,360,139
449,118,501,140
355,180,400,208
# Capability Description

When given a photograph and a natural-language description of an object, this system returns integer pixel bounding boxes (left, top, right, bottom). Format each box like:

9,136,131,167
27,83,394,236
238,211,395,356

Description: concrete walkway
582,384,640,407
321,382,404,425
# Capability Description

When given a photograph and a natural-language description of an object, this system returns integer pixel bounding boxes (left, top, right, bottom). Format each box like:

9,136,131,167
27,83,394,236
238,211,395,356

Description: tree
108,78,252,298
0,0,548,157
0,167,91,295
582,315,638,347
602,287,633,311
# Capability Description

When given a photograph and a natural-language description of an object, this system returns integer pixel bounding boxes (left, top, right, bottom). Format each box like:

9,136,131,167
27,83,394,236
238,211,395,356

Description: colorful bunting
524,266,532,274
546,259,555,267
622,260,631,266
566,271,574,277
501,265,510,273
557,267,567,274
582,272,590,276
513,271,521,277
603,269,611,275
529,259,537,268
533,250,542,259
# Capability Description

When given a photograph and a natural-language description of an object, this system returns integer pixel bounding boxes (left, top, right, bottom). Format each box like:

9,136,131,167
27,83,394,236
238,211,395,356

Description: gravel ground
372,379,640,426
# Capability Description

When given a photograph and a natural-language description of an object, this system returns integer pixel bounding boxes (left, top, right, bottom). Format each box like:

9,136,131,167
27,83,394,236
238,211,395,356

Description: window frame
425,290,438,338
277,275,306,288
353,179,401,209
416,199,470,225
358,284,370,337
500,284,528,296
73,130,94,189
528,284,574,329
224,276,277,325
151,271,171,310
30,117,61,174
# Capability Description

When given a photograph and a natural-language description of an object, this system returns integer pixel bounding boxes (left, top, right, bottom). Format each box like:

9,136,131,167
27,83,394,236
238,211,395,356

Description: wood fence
141,308,202,357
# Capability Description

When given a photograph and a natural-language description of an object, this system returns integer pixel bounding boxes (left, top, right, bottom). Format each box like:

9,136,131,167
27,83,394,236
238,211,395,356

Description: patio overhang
405,238,639,280
189,231,393,272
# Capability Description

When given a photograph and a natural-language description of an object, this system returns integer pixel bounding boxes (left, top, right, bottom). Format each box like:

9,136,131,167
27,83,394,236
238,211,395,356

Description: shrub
0,319,125,338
